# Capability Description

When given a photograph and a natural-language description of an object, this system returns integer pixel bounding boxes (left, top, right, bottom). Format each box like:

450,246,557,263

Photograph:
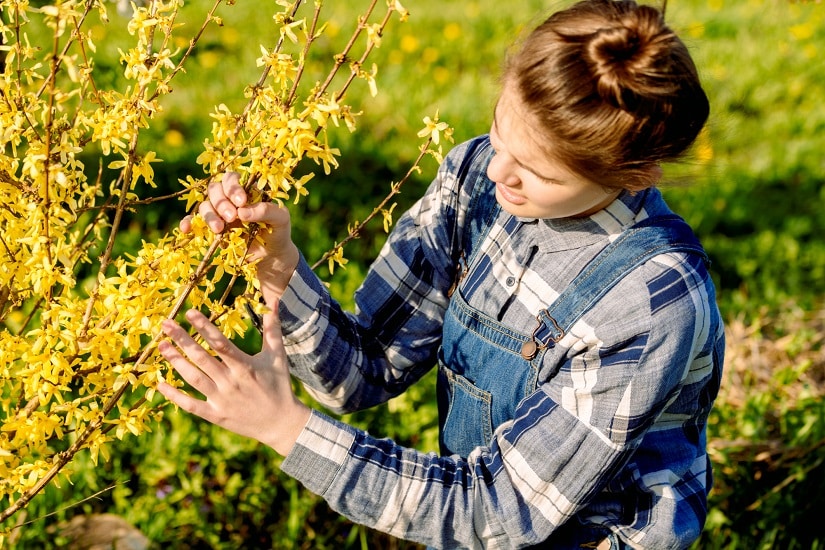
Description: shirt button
505,276,516,287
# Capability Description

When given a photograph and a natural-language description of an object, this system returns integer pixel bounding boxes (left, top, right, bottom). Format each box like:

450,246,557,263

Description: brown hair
504,0,709,190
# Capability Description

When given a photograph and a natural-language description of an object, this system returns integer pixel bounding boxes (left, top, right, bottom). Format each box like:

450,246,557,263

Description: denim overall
434,139,707,548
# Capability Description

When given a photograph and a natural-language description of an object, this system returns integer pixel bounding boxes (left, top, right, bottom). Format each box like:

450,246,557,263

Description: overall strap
534,215,710,347
449,136,500,271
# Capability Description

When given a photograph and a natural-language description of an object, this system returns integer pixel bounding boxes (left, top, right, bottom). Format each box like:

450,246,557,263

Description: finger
207,176,241,226
161,317,228,382
239,203,291,263
198,199,226,234
245,240,267,263
158,334,219,396
184,309,248,369
219,172,248,208
157,381,214,421
179,214,194,234
237,201,290,228
260,301,287,353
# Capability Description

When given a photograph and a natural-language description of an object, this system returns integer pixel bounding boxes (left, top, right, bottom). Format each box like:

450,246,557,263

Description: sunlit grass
4,0,824,547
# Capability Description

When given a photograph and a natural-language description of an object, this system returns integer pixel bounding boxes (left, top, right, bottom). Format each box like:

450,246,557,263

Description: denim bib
436,138,708,458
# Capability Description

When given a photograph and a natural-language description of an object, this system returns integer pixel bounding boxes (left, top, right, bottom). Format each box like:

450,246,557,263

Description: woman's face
487,83,620,219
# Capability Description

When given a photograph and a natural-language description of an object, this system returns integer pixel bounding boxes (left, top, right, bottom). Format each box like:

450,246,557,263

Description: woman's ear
626,164,663,192
643,164,663,186
600,164,664,194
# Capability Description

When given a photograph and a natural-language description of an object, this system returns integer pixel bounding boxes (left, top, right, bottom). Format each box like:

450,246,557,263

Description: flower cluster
0,0,440,526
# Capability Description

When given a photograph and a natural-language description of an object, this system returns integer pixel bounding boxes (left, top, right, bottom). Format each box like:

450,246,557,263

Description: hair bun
505,0,709,188
585,6,669,111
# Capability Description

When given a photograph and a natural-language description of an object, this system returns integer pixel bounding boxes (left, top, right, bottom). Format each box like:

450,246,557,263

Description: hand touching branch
157,307,310,457
181,172,301,305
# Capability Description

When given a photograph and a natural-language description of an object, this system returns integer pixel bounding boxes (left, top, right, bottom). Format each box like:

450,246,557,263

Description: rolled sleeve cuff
280,410,356,496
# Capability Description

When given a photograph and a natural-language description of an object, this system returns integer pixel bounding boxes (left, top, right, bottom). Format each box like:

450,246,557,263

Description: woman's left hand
156,306,310,457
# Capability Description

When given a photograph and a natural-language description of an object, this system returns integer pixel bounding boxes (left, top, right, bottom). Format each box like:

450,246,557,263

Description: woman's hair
504,0,709,190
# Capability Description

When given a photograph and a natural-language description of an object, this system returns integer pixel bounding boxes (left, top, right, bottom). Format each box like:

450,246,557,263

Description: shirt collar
517,189,658,252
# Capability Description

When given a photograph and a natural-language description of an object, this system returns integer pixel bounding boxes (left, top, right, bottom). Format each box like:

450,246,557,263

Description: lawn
2,0,824,547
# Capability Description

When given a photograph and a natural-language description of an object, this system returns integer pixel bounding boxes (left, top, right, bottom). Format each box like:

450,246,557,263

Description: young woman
157,1,724,548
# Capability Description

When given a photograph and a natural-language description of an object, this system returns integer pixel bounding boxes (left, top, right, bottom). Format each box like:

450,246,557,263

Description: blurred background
5,0,824,547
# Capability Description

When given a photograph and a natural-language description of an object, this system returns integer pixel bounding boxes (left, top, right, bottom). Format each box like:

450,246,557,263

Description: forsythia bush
0,0,449,529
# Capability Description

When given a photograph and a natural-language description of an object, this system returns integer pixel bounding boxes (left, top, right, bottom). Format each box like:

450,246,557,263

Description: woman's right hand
181,172,300,305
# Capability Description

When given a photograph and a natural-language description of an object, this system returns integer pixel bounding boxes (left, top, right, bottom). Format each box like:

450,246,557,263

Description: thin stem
314,0,380,99
148,0,225,103
285,1,322,107
35,0,97,100
311,137,433,271
40,5,66,301
0,228,228,523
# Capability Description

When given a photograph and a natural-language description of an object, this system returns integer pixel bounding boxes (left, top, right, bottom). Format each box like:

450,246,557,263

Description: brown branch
285,2,322,107
334,1,392,103
77,187,192,214
0,226,230,523
40,10,65,298
311,136,433,271
69,12,104,115
315,0,379,99
148,0,225,103
35,0,97,100
0,0,414,525
14,483,120,529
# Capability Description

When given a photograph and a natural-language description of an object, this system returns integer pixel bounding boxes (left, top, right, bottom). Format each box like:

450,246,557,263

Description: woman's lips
496,181,527,205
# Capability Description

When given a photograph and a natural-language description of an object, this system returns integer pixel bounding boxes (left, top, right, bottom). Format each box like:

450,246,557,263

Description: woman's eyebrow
491,107,563,183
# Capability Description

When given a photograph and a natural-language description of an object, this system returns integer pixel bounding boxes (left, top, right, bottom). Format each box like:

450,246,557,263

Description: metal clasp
520,309,565,361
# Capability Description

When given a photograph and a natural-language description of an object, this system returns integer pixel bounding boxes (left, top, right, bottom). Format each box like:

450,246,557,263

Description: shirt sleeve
279,253,724,550
276,139,480,413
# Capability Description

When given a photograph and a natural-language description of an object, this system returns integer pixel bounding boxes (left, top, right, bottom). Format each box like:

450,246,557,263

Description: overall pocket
437,363,494,457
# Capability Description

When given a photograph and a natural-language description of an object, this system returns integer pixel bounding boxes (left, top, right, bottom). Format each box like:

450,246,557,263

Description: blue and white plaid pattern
279,136,725,549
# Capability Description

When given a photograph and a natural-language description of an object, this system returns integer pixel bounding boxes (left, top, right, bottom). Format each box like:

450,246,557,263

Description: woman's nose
487,151,519,186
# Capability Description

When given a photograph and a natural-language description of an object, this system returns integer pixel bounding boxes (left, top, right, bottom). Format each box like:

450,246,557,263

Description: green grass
3,0,825,547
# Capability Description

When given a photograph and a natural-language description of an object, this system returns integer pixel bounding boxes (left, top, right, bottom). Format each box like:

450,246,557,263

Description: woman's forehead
492,86,573,179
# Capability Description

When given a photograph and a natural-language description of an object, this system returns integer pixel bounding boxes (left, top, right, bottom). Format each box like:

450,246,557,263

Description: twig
745,450,825,511
311,137,433,271
14,483,120,528
0,231,227,523
35,0,98,100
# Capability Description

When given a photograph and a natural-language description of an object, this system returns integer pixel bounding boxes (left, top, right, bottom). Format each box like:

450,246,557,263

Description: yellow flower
366,23,384,48
382,203,397,233
417,111,453,145
400,34,418,53
0,0,422,506
388,0,409,21
328,244,349,275
443,23,462,41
